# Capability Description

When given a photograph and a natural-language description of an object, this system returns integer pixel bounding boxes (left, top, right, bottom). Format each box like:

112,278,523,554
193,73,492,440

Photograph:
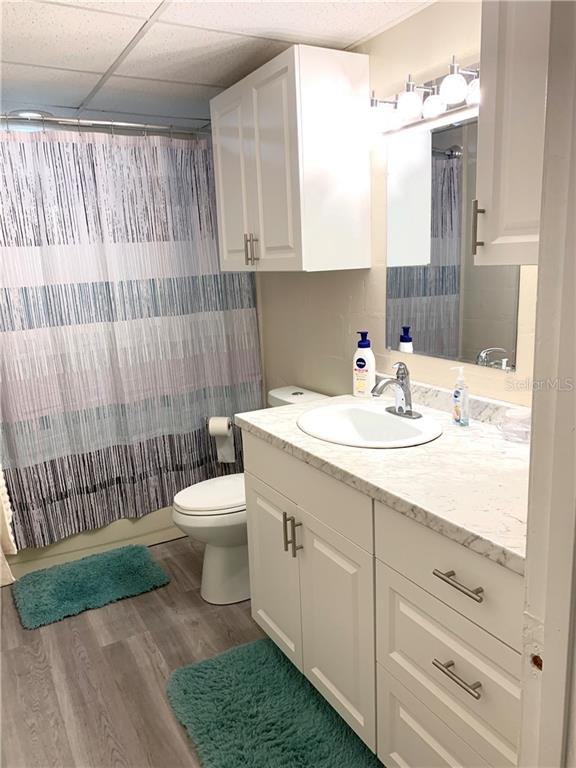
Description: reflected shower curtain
387,155,461,358
0,131,262,549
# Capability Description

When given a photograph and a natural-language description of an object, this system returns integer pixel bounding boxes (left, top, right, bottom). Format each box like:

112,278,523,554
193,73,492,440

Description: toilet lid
173,473,246,516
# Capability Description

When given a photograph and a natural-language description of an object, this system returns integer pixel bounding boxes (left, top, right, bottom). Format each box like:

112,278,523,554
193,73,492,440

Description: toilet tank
267,386,329,407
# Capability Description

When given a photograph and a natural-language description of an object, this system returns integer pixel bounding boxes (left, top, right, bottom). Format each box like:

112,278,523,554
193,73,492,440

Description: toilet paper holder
207,416,236,463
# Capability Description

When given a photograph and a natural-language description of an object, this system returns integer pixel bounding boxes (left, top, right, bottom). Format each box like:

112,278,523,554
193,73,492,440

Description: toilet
172,386,328,605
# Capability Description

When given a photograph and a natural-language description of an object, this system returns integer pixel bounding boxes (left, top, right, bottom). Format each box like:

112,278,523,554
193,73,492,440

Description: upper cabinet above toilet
210,45,371,272
474,0,551,265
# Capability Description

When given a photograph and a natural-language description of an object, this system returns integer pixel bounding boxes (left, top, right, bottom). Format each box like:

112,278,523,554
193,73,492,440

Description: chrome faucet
371,362,421,419
476,347,508,368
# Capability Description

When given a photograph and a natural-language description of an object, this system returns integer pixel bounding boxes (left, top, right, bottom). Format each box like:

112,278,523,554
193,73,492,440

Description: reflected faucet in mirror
476,347,509,369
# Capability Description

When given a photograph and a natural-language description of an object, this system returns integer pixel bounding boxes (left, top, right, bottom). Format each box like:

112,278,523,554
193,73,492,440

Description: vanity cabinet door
299,510,376,750
475,0,551,265
210,85,253,272
245,473,303,669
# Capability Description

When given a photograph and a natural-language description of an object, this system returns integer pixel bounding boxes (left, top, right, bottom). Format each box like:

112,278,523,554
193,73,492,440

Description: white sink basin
297,400,442,449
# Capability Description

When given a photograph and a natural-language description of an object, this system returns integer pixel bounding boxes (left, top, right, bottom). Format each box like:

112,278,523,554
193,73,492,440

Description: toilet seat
173,473,246,517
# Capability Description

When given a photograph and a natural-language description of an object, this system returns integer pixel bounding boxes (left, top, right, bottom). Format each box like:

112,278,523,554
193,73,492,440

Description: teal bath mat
167,638,380,768
12,544,170,629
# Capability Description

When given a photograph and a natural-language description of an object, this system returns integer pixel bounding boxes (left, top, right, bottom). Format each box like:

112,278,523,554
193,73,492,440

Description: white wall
257,1,536,406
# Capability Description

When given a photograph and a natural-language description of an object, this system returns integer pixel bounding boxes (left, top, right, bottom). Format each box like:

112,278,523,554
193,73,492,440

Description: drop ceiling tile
0,1,144,72
86,75,220,118
116,22,288,86
37,0,163,18
0,63,101,109
159,1,430,48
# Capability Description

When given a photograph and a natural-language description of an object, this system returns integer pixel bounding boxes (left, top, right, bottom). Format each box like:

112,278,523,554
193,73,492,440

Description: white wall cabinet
210,45,370,272
475,0,551,265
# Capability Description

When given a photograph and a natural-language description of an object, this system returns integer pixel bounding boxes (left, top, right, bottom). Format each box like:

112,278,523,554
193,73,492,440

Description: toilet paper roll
208,417,236,463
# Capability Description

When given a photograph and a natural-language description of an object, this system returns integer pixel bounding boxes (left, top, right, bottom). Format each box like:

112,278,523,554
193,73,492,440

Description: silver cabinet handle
433,659,482,700
432,568,484,603
472,199,486,255
249,233,259,263
282,510,290,552
289,516,302,558
243,233,251,266
282,512,302,557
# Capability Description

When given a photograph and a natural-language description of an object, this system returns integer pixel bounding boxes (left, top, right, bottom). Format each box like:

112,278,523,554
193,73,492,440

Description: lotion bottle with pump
399,326,413,353
353,331,376,398
451,366,470,426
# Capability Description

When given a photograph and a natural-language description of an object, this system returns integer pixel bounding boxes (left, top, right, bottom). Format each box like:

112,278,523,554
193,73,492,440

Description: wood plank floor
1,538,264,768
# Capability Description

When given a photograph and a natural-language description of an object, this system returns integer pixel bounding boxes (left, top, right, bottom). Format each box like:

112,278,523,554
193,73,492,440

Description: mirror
385,109,520,370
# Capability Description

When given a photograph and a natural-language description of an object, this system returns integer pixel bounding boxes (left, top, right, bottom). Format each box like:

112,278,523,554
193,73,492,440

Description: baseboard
7,507,186,579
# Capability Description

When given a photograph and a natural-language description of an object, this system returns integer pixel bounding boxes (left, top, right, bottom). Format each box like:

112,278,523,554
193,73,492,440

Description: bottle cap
357,331,371,348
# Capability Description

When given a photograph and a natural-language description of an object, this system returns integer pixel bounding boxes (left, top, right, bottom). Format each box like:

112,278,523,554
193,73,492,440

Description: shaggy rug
12,544,170,629
167,638,381,768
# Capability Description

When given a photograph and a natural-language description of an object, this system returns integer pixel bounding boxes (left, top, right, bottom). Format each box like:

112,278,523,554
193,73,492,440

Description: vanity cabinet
241,430,524,767
210,45,370,272
475,0,551,265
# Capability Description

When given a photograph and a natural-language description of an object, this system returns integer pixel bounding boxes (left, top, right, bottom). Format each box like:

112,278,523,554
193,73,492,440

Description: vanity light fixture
466,77,481,106
439,56,480,106
370,60,480,135
396,75,423,121
370,92,404,133
422,86,447,119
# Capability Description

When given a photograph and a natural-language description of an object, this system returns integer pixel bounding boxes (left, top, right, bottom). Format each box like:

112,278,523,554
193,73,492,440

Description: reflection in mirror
385,112,520,370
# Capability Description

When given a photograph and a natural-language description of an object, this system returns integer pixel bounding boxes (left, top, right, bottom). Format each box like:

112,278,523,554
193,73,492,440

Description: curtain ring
41,115,46,133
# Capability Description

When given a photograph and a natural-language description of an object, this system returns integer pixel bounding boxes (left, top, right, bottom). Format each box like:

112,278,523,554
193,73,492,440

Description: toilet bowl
172,387,328,605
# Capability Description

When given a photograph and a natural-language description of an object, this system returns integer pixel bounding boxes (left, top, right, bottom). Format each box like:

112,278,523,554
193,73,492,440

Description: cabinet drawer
377,562,521,768
378,665,489,768
375,501,523,650
243,432,373,551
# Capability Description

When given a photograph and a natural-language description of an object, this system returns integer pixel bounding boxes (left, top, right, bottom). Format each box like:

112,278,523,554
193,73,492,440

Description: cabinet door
475,0,550,265
245,48,303,271
299,510,376,749
244,473,303,669
210,87,253,271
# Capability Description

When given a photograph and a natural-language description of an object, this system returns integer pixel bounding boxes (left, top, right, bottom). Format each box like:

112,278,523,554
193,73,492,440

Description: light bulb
466,77,480,105
422,94,447,119
439,72,468,105
382,107,405,133
397,90,422,121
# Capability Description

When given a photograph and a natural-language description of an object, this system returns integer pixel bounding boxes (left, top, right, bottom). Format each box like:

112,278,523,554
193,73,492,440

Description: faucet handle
393,361,410,380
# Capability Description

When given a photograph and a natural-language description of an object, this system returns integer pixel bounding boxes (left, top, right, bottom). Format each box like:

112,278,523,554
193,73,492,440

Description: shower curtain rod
0,113,211,137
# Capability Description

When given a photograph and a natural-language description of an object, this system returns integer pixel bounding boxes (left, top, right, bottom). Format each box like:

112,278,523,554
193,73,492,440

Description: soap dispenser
353,331,376,398
451,366,470,426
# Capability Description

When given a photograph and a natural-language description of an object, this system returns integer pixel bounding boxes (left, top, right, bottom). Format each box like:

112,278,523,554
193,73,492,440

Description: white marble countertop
236,395,529,576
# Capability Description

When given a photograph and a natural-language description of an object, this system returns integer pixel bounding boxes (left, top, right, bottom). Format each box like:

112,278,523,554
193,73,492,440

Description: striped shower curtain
0,130,262,550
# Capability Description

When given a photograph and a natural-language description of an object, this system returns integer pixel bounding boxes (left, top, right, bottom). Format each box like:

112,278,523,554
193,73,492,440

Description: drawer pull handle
432,569,484,603
433,659,482,700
